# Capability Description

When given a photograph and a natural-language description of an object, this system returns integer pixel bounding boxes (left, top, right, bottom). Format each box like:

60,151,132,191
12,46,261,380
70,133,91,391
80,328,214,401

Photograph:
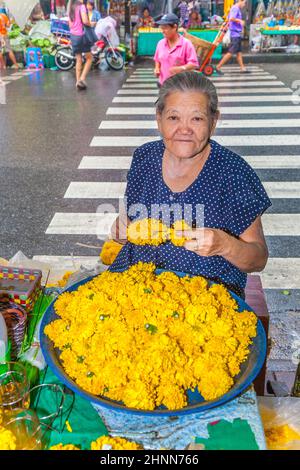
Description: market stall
250,0,300,53
1,248,299,451
137,27,222,58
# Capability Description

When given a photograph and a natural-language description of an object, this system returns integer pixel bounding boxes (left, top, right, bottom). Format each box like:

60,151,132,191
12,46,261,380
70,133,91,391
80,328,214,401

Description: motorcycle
54,37,125,72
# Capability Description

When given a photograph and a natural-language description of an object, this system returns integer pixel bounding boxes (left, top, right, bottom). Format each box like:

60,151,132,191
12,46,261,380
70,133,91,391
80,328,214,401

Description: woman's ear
210,110,220,135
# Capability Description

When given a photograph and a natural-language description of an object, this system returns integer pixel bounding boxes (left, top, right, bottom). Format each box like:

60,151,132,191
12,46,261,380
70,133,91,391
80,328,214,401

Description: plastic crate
0,266,42,312
50,19,70,37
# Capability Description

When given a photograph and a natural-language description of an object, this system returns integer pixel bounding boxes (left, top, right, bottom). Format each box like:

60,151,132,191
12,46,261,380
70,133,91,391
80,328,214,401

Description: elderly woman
109,72,271,299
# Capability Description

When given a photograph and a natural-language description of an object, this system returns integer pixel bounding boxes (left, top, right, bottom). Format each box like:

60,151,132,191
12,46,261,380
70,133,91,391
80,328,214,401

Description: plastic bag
95,16,120,47
258,397,300,450
222,29,231,47
29,20,53,40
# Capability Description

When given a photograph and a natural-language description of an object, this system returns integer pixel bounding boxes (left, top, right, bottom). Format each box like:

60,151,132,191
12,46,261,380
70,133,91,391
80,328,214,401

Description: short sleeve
153,42,160,62
224,162,272,237
229,6,238,20
185,39,199,66
125,147,145,212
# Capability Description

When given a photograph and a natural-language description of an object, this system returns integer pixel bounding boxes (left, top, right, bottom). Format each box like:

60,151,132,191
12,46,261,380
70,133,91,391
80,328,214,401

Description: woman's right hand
109,215,130,244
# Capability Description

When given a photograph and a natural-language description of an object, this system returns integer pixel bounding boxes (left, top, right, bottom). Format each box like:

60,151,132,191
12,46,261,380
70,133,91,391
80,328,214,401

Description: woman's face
144,9,150,17
157,91,219,159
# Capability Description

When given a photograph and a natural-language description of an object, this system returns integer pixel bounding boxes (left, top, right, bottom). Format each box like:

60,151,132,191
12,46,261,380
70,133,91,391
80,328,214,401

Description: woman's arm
154,60,161,77
183,216,269,273
80,7,91,26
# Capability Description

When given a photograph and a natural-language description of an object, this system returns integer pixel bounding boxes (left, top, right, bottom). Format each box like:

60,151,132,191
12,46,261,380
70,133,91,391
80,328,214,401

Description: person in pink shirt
154,13,199,86
68,0,93,90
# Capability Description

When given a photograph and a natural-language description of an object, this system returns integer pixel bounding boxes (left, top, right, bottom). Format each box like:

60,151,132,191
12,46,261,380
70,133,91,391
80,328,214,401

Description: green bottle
292,362,300,397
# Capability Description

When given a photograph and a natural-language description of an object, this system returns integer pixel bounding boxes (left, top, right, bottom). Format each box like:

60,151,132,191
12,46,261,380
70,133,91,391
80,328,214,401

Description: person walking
68,0,93,90
154,13,199,87
0,10,19,69
177,0,190,27
216,0,249,74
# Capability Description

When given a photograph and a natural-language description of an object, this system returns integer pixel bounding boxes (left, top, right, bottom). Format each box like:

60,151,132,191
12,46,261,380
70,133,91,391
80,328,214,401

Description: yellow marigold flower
91,436,143,450
265,425,300,450
127,218,169,245
169,220,193,247
199,368,234,401
49,443,80,450
100,240,123,265
0,426,17,450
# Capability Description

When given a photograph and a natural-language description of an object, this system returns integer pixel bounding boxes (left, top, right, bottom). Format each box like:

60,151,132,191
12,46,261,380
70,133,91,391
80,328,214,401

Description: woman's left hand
181,228,230,257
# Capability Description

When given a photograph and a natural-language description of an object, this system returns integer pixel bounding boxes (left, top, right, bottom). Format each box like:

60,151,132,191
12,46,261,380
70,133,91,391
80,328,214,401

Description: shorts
0,35,12,52
228,37,242,54
70,34,91,55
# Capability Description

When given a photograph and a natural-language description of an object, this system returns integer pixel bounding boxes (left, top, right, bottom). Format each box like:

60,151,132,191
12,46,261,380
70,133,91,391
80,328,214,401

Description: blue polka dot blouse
110,139,272,297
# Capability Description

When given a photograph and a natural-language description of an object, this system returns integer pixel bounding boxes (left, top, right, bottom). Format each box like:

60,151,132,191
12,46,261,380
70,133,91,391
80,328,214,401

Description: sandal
76,80,87,90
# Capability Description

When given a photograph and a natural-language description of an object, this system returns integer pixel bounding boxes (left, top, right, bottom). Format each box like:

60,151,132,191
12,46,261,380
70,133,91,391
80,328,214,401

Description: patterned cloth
93,388,266,450
110,139,272,296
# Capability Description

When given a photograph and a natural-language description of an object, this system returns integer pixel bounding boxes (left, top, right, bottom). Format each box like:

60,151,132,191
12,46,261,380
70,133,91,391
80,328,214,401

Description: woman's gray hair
156,71,219,120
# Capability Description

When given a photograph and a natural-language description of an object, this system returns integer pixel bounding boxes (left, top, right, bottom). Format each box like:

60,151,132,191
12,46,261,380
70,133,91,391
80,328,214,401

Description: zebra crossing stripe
117,88,292,95
99,119,300,129
46,212,118,235
107,106,300,115
31,254,300,290
122,81,285,88
100,121,283,131
99,121,157,129
63,181,300,199
64,182,127,199
113,95,295,104
78,155,300,170
91,135,300,147
46,212,300,237
79,156,133,169
257,258,300,289
90,136,160,146
126,75,278,82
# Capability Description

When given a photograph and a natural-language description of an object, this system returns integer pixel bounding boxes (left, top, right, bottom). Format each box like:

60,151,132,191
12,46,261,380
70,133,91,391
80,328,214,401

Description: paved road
0,61,299,375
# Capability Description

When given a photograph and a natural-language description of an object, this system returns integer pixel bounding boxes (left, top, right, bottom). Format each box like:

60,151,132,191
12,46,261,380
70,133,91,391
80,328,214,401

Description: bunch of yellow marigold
45,262,257,411
49,436,142,451
0,411,17,451
127,218,192,247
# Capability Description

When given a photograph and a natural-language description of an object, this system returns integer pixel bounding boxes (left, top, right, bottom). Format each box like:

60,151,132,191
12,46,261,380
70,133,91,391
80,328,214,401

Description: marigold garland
127,218,192,246
100,240,124,266
0,426,17,450
45,262,257,410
